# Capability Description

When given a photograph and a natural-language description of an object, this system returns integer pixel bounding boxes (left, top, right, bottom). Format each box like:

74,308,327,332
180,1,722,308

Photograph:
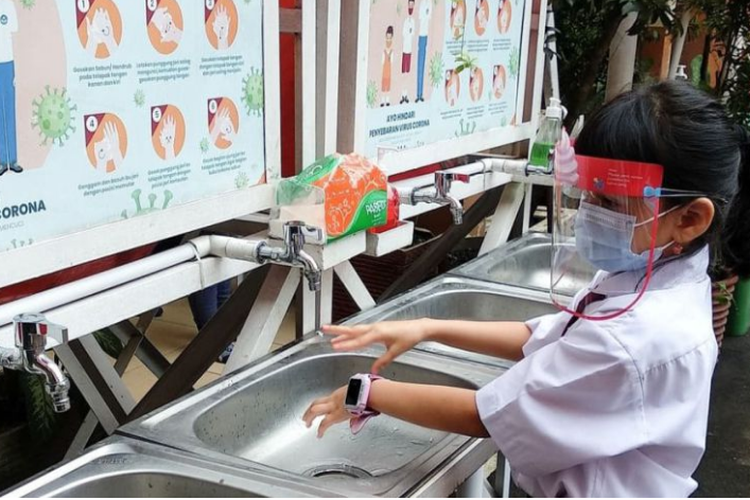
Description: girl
380,26,394,107
303,82,750,497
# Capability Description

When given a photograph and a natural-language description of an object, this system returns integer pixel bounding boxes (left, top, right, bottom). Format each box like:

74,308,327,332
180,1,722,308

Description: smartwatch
344,373,383,434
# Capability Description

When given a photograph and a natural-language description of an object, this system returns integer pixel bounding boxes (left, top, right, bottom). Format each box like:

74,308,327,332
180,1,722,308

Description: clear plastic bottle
528,97,563,173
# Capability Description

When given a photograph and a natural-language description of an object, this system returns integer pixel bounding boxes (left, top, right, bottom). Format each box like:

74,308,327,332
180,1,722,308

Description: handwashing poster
0,0,266,252
364,0,526,158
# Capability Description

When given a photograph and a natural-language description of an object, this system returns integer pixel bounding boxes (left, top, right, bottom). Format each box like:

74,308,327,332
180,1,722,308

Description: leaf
20,373,58,442
93,329,124,359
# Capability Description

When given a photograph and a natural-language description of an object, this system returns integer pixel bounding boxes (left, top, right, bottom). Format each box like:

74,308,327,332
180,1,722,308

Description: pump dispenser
528,97,563,174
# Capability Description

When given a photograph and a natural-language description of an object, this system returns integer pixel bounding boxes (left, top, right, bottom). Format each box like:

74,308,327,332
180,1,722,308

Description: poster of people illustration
0,0,266,252
364,0,526,159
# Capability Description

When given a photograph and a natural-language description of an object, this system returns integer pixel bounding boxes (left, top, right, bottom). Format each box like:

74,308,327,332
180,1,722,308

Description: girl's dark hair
386,26,394,36
575,81,750,278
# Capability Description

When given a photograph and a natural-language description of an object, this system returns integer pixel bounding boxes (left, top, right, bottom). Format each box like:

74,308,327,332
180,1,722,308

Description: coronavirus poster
364,0,525,158
0,0,266,252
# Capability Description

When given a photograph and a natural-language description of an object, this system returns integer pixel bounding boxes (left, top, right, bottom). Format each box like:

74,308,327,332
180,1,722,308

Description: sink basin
452,232,595,297
2,438,337,498
344,276,559,368
118,339,500,497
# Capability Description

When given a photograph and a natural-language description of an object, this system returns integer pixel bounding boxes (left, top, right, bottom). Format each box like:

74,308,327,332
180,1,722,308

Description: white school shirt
418,0,431,37
476,246,717,497
402,16,415,54
0,0,18,63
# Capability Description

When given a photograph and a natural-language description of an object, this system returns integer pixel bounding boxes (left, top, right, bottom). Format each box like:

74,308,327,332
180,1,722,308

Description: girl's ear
673,198,715,246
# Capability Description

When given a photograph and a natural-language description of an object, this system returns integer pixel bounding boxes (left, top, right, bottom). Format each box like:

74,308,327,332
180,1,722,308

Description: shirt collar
589,245,710,296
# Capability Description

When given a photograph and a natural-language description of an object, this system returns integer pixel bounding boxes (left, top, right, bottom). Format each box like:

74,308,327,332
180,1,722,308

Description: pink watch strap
349,374,382,434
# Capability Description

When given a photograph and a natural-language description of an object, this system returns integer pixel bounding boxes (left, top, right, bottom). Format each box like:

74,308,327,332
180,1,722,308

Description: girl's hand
323,320,431,373
302,386,350,438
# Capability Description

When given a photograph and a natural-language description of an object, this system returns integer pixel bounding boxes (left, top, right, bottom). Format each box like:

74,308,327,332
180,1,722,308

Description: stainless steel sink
118,337,500,497
344,276,559,368
2,438,338,498
452,232,595,297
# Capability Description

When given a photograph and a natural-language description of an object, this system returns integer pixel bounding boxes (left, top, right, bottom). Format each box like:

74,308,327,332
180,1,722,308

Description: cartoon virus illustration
366,81,379,109
235,171,250,189
500,115,508,127
242,68,264,116
200,137,210,154
509,48,520,80
19,0,35,9
429,53,444,88
31,86,76,146
134,89,146,108
121,189,174,219
8,238,34,250
455,118,477,137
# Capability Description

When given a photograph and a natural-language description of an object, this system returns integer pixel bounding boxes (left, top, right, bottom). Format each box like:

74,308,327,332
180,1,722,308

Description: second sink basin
118,339,500,497
343,276,559,368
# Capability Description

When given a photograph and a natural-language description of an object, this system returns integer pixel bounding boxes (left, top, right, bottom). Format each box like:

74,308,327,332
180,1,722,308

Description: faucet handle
283,221,326,246
14,314,68,351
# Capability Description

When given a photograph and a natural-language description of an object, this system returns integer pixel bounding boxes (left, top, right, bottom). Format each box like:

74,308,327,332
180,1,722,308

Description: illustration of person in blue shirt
0,0,21,176
415,0,432,103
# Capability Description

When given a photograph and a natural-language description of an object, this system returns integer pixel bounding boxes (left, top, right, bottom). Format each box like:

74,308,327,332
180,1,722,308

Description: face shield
551,130,695,320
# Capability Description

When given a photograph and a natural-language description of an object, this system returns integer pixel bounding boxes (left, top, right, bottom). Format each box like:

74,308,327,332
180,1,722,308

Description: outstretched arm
303,379,488,438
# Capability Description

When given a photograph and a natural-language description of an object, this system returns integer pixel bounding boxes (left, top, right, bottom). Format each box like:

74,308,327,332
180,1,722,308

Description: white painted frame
339,0,546,176
0,2,282,290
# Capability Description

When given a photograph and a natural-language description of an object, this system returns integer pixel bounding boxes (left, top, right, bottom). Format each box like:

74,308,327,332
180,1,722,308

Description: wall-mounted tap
0,314,71,413
208,222,324,292
398,171,472,224
256,221,323,292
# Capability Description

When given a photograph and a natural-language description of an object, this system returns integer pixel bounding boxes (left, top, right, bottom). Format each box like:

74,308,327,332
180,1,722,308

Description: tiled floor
121,298,297,402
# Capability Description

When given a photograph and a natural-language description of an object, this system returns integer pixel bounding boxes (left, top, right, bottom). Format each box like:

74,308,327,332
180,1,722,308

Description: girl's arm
302,379,488,438
326,319,531,374
425,319,531,362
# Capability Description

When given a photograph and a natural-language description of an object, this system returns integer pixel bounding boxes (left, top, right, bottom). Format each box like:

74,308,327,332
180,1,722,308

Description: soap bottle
528,97,563,173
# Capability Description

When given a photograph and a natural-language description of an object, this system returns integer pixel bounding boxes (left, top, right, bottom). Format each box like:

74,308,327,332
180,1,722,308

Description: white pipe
0,234,270,329
0,237,212,328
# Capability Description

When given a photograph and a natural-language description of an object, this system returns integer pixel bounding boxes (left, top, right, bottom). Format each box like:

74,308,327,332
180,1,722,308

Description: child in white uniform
304,82,750,497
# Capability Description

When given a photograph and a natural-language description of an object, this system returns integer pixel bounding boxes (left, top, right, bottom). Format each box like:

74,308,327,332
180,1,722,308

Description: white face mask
575,201,678,273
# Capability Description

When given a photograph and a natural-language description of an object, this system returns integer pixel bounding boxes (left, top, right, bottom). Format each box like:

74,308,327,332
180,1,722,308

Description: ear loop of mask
551,197,663,321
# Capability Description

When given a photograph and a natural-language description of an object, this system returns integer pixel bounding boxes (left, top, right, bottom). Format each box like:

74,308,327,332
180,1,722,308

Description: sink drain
304,464,372,479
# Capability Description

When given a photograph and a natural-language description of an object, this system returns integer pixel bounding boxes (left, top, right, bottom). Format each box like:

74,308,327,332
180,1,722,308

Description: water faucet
255,221,323,292
398,170,471,224
0,314,71,413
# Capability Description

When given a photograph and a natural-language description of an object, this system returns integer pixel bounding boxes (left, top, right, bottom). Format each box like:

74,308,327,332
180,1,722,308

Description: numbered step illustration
205,0,239,52
146,0,184,55
85,113,128,173
151,105,186,161
76,0,123,59
207,97,239,150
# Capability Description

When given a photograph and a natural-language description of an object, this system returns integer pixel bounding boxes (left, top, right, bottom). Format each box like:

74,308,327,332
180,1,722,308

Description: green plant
428,53,444,88
714,281,736,307
366,80,379,108
454,51,477,74
19,374,57,442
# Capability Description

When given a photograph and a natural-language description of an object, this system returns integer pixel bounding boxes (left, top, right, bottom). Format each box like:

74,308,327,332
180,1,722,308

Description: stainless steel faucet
399,171,471,224
255,221,323,292
0,314,71,413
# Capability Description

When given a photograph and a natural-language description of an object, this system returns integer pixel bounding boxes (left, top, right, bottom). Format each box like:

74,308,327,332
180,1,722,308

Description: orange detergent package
276,153,388,242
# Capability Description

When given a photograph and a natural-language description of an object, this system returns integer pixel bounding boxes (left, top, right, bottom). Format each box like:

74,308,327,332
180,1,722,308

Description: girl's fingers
331,332,382,352
317,413,346,438
302,398,331,426
303,402,333,428
372,350,397,374
323,324,368,336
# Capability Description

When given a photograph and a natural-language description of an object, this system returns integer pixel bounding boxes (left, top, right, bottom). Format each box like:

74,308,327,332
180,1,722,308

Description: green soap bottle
528,97,563,173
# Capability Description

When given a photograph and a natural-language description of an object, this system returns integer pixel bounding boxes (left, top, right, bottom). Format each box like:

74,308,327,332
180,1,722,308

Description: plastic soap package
273,153,389,243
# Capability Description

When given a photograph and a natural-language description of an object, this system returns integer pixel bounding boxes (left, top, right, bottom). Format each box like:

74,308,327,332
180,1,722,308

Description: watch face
345,378,363,406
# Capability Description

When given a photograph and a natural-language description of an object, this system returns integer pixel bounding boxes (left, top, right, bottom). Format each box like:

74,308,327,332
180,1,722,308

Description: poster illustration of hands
0,0,266,252
364,0,525,159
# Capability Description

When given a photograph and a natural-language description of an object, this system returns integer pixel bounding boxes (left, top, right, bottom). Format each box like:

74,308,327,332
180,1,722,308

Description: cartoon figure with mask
415,0,431,103
0,0,20,176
